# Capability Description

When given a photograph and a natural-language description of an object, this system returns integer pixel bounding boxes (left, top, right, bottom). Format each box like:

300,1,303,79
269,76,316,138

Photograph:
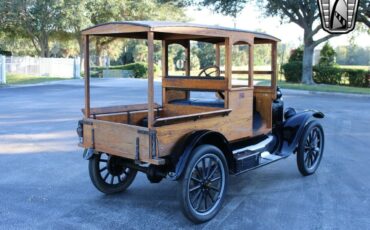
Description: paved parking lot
0,79,370,229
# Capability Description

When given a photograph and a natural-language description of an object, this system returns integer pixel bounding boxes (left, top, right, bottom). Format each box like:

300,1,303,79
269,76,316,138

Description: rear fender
169,130,232,180
280,110,324,156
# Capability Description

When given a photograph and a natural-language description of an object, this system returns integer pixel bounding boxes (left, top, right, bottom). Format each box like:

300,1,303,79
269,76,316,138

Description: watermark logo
317,0,360,34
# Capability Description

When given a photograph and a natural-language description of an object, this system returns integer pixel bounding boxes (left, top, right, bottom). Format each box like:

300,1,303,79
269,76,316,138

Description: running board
231,134,285,174
233,135,274,155
233,152,287,175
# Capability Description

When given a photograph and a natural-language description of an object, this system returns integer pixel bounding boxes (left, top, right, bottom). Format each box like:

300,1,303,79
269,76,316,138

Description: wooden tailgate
82,119,163,165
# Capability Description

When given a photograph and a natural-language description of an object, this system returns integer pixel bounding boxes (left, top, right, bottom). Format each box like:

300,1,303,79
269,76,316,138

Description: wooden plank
96,110,161,125
162,40,168,105
220,70,272,75
162,77,228,91
216,44,220,76
82,24,149,35
154,109,232,127
156,89,254,156
249,44,254,87
271,41,278,97
225,38,232,108
82,103,160,116
225,38,232,89
84,35,90,119
253,92,273,129
147,31,155,129
185,40,191,76
230,87,253,91
165,89,188,104
164,103,219,116
81,119,163,163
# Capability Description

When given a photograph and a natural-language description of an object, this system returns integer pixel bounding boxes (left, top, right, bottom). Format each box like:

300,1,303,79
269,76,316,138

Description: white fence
0,56,5,84
5,56,80,79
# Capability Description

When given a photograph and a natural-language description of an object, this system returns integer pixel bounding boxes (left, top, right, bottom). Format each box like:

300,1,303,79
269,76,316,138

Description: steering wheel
198,65,220,77
198,65,224,100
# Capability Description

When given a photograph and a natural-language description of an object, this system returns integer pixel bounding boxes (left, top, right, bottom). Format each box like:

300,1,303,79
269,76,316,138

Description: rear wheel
297,121,324,176
178,145,228,223
89,152,137,194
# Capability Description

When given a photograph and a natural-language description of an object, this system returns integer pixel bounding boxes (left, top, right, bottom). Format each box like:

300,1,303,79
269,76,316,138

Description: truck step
232,151,285,175
231,135,285,174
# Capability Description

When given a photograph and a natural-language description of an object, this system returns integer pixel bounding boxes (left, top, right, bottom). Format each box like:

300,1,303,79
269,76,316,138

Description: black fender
280,109,324,156
169,130,232,180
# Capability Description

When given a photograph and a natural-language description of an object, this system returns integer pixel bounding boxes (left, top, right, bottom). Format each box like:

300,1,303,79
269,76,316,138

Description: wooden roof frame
82,21,280,130
81,21,280,44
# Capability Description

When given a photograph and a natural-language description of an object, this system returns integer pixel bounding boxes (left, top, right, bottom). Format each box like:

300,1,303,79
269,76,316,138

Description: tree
184,0,337,84
0,0,66,57
318,42,336,66
66,0,187,65
195,42,217,68
182,0,369,84
289,47,304,62
357,0,370,28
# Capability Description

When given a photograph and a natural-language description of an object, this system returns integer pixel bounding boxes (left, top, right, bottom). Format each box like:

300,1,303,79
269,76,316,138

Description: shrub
347,69,369,87
313,66,370,87
289,47,304,62
318,42,336,66
313,66,342,85
89,62,160,79
120,62,147,78
282,61,302,83
0,50,12,56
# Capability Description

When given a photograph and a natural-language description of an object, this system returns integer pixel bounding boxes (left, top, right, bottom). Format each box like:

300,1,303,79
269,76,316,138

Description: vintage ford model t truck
77,21,325,223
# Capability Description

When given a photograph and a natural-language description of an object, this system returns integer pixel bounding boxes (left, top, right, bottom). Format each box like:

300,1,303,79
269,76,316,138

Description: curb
1,79,82,89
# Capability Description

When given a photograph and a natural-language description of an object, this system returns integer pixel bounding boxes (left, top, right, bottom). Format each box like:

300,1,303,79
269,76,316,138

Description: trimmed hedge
313,66,342,85
347,69,370,87
0,50,12,56
283,62,370,87
314,66,370,87
282,61,302,83
90,62,158,78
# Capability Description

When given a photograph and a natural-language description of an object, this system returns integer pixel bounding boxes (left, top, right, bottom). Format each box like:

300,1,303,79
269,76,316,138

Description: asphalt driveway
0,79,369,229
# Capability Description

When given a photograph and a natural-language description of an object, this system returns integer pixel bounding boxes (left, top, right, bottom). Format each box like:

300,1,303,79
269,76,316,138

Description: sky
186,4,370,49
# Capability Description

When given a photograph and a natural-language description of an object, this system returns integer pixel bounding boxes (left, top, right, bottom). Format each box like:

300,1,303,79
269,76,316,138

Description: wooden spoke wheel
297,121,324,176
89,152,137,194
178,145,228,223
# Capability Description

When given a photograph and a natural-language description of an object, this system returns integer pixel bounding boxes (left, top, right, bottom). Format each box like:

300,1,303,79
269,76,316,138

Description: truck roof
81,21,280,43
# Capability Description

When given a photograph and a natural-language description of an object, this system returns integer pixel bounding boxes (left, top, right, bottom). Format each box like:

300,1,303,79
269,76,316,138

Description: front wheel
89,152,137,194
297,121,325,176
178,145,228,223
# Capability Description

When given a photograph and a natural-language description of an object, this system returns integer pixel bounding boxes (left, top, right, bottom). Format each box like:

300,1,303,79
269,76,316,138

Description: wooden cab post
248,43,254,87
271,41,278,93
147,31,155,129
215,44,221,76
84,35,90,119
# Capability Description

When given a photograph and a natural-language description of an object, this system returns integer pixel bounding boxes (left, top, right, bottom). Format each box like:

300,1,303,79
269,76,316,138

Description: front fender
280,110,324,156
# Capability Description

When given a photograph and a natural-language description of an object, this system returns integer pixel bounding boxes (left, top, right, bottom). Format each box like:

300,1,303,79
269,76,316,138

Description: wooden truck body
77,21,325,223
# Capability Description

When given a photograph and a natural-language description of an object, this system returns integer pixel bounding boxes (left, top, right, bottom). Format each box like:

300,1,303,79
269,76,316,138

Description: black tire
297,120,325,176
178,145,229,223
89,152,137,194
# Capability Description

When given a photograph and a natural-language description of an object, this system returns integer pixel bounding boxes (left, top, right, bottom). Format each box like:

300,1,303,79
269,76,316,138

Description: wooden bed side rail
82,103,161,116
162,77,228,91
153,109,232,127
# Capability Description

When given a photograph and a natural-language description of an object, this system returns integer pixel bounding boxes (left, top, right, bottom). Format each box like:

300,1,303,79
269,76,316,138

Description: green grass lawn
338,65,370,70
277,81,370,95
4,74,68,85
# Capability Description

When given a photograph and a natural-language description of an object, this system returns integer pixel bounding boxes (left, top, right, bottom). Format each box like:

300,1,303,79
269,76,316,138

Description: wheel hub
107,156,125,176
